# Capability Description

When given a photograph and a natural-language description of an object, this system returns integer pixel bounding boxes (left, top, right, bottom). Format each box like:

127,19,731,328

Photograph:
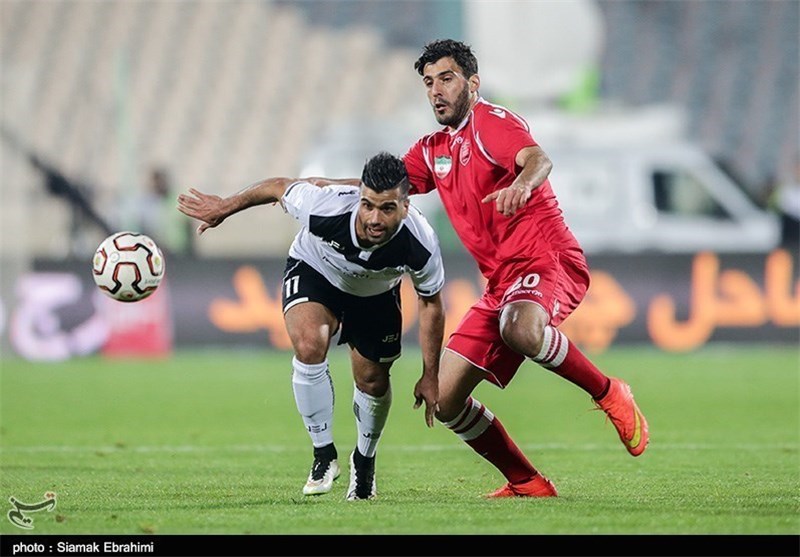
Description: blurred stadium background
0,0,798,356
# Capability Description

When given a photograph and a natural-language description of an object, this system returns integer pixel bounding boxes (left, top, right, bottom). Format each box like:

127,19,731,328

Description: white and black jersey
280,181,444,298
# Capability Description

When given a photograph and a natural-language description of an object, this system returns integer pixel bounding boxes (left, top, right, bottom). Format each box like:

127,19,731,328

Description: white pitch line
0,442,797,454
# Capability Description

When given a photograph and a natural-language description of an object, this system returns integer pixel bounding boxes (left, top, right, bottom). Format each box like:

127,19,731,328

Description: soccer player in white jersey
177,153,445,500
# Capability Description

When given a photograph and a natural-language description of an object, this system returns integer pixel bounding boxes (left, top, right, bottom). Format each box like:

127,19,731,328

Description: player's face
355,185,409,247
422,57,477,127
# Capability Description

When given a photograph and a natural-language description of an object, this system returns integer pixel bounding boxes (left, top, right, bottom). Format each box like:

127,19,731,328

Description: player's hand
176,188,227,235
413,375,439,428
481,184,531,217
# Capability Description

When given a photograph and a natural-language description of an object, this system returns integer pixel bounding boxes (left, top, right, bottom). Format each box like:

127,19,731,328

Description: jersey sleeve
404,207,445,297
475,107,538,172
409,243,445,297
403,140,437,195
281,182,359,227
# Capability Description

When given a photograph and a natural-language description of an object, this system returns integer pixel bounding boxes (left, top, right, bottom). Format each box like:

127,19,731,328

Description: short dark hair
361,152,409,198
414,39,478,77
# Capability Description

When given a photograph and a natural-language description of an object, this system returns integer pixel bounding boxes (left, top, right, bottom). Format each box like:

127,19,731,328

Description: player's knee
355,374,390,397
499,305,546,356
434,395,463,423
292,336,328,364
434,408,454,423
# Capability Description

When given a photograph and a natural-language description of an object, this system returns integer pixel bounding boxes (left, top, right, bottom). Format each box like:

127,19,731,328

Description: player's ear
468,74,480,94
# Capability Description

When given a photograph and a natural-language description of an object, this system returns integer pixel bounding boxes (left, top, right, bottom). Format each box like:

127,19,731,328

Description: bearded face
422,57,477,128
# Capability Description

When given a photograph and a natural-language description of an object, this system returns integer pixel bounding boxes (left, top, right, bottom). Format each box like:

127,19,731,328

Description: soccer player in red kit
403,39,649,497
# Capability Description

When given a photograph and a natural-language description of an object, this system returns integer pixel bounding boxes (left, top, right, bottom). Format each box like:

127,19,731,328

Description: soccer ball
92,232,165,302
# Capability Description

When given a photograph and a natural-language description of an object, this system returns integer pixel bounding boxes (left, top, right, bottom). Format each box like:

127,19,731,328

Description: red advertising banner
99,278,174,359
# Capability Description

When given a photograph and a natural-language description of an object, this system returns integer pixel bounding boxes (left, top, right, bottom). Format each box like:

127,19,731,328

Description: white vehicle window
652,170,731,220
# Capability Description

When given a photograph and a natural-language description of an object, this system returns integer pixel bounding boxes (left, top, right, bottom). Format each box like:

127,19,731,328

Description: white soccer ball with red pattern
92,232,165,302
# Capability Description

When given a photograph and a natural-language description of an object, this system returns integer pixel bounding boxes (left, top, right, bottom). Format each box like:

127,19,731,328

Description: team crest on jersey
434,155,452,178
459,139,472,166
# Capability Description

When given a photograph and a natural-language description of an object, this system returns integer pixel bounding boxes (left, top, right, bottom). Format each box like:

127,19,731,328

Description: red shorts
445,248,589,388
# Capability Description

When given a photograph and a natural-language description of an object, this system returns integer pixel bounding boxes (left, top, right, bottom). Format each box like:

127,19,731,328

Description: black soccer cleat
345,448,376,500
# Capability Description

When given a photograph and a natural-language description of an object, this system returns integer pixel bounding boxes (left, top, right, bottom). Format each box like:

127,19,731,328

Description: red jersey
403,97,582,281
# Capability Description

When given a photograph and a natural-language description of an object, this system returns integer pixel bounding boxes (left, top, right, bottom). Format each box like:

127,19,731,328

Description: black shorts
281,257,402,363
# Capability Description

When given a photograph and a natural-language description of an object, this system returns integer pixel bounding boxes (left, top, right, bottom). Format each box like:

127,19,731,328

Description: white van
547,142,781,254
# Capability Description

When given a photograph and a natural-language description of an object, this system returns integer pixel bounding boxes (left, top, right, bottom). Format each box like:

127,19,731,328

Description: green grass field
1,345,798,538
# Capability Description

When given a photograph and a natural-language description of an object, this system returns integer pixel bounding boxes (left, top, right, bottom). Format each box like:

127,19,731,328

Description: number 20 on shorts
508,273,540,293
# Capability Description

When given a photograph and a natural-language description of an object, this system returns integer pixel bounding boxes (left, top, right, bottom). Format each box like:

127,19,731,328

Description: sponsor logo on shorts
505,287,543,299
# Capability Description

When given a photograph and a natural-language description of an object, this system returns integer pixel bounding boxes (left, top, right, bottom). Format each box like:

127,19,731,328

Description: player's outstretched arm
176,177,296,235
481,146,553,217
413,291,444,427
304,177,360,186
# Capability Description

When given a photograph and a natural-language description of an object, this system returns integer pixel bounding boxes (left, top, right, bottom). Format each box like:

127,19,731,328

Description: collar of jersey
349,207,406,251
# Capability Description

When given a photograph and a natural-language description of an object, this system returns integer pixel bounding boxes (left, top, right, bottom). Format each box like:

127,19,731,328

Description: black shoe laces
310,458,331,481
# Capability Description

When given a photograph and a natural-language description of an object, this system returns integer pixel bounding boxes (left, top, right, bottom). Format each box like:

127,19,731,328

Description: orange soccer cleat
485,474,558,498
595,377,649,457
